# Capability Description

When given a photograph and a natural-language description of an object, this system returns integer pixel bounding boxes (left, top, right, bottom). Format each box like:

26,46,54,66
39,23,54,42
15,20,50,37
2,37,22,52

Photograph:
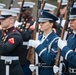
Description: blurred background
0,0,58,18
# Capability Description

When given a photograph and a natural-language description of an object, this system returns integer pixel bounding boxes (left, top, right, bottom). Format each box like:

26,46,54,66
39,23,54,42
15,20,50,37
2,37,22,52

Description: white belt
23,41,29,45
0,56,19,75
0,56,19,61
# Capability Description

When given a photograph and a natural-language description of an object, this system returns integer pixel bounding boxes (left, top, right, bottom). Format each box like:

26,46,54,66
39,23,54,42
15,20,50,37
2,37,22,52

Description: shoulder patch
8,38,15,44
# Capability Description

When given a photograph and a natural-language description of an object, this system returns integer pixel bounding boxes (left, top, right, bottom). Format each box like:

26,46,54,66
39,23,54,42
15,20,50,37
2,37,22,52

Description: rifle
27,0,46,64
56,0,62,17
55,0,74,75
56,0,63,37
8,0,15,9
17,0,25,22
27,0,46,75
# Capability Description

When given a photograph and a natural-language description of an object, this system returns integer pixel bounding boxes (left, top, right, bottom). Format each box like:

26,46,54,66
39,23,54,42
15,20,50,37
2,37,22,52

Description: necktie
41,36,45,43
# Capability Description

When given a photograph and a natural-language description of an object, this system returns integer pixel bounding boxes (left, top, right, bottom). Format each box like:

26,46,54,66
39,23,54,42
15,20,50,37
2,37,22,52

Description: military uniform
16,16,35,65
17,1,36,75
0,26,24,75
57,7,76,75
16,16,35,75
28,10,59,75
60,33,76,75
36,31,59,75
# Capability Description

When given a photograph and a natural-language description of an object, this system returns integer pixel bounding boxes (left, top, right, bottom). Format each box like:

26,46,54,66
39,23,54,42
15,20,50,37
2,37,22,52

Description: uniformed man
57,7,76,75
17,2,35,75
0,9,24,75
28,10,59,75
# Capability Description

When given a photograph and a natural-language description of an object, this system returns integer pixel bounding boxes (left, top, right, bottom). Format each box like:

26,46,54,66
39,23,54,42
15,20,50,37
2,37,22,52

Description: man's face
22,9,32,19
1,17,10,28
69,19,76,31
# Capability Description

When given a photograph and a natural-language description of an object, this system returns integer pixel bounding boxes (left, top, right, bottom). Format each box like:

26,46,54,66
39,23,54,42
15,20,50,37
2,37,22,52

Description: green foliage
0,0,2,3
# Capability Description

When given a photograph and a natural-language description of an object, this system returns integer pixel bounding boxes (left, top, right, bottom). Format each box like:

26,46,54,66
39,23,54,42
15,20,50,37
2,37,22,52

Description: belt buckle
69,68,76,73
5,60,12,64
71,69,74,73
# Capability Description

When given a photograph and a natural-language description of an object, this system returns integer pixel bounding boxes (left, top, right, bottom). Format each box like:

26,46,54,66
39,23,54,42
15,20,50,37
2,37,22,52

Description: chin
71,28,74,30
40,29,43,31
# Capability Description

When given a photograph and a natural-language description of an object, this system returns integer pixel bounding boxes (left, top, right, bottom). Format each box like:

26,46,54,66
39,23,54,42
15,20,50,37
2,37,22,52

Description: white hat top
57,0,61,3
18,2,35,8
0,9,17,16
10,8,20,13
57,0,68,5
0,3,6,8
44,3,57,11
73,2,76,7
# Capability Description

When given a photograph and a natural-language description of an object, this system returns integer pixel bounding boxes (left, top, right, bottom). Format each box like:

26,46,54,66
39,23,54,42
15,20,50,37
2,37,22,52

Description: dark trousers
22,63,32,75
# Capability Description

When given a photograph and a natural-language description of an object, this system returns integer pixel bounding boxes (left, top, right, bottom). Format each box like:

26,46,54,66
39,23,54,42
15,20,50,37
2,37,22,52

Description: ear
50,22,53,27
10,18,14,24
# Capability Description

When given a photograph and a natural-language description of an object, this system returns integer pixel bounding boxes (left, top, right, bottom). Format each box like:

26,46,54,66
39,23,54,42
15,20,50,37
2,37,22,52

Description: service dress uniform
37,31,59,75
16,16,35,65
0,9,24,75
16,9,35,75
28,10,59,75
0,26,24,75
58,7,76,75
17,2,36,75
61,33,76,75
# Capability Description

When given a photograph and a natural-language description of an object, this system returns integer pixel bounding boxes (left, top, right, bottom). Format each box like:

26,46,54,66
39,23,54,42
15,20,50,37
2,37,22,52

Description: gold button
24,21,26,24
6,30,8,32
4,33,6,36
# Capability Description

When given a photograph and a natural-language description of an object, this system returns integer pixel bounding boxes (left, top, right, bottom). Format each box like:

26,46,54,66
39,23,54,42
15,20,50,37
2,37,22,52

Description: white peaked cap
57,0,68,5
0,9,17,16
0,15,4,19
57,0,61,3
62,0,68,5
73,2,76,7
18,2,35,8
0,3,6,8
10,8,20,13
44,3,57,11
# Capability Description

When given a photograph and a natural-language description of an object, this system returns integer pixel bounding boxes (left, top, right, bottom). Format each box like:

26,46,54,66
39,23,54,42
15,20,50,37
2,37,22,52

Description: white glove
53,65,59,73
29,64,36,72
28,40,41,48
58,38,67,50
14,20,22,28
